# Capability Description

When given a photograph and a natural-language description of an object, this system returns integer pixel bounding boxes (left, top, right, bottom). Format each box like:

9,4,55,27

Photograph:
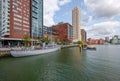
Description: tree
40,37,50,44
23,33,30,47
78,41,87,45
54,37,59,43
60,39,64,45
77,41,87,48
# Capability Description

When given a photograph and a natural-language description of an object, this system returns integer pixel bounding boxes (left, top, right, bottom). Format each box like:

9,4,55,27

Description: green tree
40,37,50,44
23,33,30,47
60,39,64,45
54,37,59,43
78,41,87,48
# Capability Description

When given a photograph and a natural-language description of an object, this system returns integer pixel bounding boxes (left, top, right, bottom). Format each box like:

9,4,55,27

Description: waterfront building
1,0,10,38
43,26,57,35
72,6,81,42
105,37,110,43
81,29,86,42
0,0,30,46
0,0,2,37
0,0,43,46
111,39,118,44
111,35,119,44
1,0,30,38
31,0,43,38
43,26,58,42
52,23,72,41
113,35,118,40
99,39,105,45
94,39,99,44
118,39,120,44
87,38,94,44
0,0,2,47
87,38,105,45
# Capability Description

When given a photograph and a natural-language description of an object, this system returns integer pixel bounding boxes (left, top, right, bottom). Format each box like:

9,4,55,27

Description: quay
0,48,11,57
61,44,83,52
0,44,82,57
61,44,79,48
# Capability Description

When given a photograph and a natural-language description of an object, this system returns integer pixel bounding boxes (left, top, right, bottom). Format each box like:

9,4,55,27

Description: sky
43,0,120,39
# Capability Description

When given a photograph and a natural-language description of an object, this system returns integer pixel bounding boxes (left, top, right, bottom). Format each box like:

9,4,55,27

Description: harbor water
0,45,120,81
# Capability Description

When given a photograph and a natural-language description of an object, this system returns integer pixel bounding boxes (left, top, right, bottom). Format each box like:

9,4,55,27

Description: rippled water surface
0,45,120,81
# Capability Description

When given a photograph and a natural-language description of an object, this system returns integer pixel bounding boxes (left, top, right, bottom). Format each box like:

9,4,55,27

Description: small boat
10,45,61,57
87,46,96,50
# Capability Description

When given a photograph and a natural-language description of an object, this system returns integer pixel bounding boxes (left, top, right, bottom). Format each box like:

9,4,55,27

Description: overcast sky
43,0,120,39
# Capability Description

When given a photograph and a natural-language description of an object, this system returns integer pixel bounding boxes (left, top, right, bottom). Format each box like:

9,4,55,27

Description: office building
105,37,110,43
43,26,57,35
87,38,105,45
0,0,30,38
0,0,2,38
72,6,81,42
1,0,10,38
0,0,2,47
31,0,43,38
52,23,72,41
81,29,86,42
111,35,119,44
43,26,58,40
0,0,43,46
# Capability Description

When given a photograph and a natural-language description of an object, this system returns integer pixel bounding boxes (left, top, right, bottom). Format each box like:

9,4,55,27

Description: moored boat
87,45,96,50
10,45,61,57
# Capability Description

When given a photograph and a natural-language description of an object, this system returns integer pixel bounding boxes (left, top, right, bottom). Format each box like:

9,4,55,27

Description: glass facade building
0,0,1,39
0,0,1,46
1,0,10,37
31,0,43,38
68,24,72,39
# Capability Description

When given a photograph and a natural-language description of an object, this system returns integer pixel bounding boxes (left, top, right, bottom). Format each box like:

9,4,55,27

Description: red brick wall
52,23,69,41
10,0,30,38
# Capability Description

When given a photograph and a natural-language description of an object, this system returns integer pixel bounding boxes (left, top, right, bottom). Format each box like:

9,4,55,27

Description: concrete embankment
0,48,11,57
61,44,79,48
61,44,83,52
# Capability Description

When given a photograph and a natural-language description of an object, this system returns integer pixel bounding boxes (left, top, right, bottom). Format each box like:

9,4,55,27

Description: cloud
44,0,71,26
59,0,71,6
44,0,60,26
86,21,120,38
84,0,120,18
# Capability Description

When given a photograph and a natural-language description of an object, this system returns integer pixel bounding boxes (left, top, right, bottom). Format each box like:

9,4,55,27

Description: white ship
10,45,61,57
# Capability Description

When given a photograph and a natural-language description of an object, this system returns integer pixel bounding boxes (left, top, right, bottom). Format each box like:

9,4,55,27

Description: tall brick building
1,0,30,38
10,0,30,38
0,0,43,46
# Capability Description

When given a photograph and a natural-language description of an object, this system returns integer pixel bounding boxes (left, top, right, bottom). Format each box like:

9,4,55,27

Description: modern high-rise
1,0,10,38
1,0,30,38
31,0,43,38
0,0,43,46
105,37,110,43
0,0,2,46
0,0,2,38
72,6,81,42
